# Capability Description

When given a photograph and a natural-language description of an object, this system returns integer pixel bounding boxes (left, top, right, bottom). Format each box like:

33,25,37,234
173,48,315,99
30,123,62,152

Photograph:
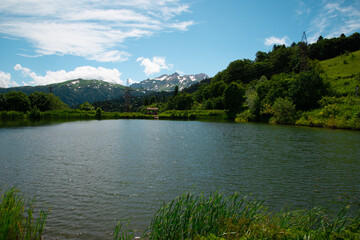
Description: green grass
295,96,360,130
320,50,360,96
158,110,227,120
114,192,360,240
0,187,49,240
0,110,153,122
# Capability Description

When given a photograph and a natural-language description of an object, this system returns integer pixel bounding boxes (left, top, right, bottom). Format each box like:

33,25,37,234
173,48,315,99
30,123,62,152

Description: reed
114,192,360,240
0,187,49,240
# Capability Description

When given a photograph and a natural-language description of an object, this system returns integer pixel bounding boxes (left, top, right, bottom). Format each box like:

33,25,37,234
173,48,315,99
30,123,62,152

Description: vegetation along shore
1,187,359,239
1,33,360,130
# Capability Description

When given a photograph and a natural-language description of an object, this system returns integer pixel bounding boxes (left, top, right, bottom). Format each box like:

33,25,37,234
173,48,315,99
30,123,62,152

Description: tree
0,93,5,111
167,93,194,110
4,91,30,112
223,82,245,119
270,97,296,124
173,85,179,97
29,92,51,111
290,71,328,111
79,102,95,111
255,51,269,62
29,92,68,111
95,107,102,120
47,94,68,110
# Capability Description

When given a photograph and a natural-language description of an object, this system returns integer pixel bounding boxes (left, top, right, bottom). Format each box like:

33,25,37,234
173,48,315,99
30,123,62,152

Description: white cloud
307,1,360,43
0,0,195,62
14,64,124,86
264,36,290,46
136,56,172,76
0,71,19,88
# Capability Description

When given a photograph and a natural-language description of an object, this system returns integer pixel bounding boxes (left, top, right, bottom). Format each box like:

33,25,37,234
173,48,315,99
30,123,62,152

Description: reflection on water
0,120,359,239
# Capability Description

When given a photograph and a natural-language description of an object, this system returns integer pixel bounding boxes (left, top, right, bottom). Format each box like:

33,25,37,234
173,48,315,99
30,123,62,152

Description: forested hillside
137,32,360,129
0,79,145,106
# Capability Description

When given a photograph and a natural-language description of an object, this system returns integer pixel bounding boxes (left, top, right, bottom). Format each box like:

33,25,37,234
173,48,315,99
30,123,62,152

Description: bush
270,97,296,124
28,107,41,121
95,107,102,120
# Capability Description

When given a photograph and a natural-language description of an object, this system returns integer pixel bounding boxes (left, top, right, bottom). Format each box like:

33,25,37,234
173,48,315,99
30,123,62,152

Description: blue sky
0,0,359,87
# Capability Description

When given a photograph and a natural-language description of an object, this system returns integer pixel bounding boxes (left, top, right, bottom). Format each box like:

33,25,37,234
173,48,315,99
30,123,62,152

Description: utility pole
300,31,308,72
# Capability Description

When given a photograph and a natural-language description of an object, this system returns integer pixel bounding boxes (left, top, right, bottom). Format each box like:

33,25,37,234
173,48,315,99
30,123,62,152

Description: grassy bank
2,188,359,239
295,96,360,130
158,110,227,120
0,187,49,240
116,192,360,240
0,110,154,122
0,109,227,122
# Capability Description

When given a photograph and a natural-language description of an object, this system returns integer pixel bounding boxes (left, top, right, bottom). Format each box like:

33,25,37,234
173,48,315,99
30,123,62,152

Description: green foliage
0,93,5,111
28,92,68,111
4,91,31,112
296,96,360,129
309,32,360,61
0,187,49,240
223,82,245,119
173,85,179,97
166,93,194,110
0,111,25,121
159,110,227,120
28,107,41,121
147,192,265,240
269,97,296,125
78,102,95,111
116,192,360,240
290,71,329,110
203,97,224,110
319,50,360,96
113,220,135,240
28,92,51,112
95,107,102,120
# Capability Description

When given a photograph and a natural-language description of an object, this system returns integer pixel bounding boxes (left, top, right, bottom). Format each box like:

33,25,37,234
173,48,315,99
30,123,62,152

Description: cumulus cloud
136,56,172,76
264,36,290,46
0,71,19,88
14,64,124,86
306,1,360,43
0,0,194,62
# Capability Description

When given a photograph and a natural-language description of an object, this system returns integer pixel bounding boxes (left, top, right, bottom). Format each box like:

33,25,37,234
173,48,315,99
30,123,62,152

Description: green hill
0,79,146,107
320,50,360,96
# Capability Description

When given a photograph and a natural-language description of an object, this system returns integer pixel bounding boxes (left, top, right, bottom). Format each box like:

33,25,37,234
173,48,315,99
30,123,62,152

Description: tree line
136,32,359,125
0,91,68,112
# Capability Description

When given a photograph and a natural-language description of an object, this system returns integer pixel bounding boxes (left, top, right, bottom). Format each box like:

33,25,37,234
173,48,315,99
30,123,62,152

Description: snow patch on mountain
131,72,209,92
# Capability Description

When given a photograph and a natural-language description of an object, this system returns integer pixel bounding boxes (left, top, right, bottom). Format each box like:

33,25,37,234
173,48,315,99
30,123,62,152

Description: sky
0,0,359,88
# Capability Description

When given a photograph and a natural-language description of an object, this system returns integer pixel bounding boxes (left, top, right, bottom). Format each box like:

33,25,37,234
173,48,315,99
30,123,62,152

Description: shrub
270,97,296,125
28,107,41,121
95,107,102,120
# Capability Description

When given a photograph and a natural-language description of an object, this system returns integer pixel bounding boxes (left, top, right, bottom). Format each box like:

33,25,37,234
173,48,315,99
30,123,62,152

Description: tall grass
0,187,49,240
114,192,360,240
158,110,227,120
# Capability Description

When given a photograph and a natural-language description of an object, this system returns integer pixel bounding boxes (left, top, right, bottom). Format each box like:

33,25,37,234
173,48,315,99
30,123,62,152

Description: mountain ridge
131,72,209,91
0,72,209,106
0,79,131,106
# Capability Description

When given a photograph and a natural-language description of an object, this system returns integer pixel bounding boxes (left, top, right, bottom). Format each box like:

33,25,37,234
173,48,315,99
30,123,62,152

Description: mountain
130,72,209,92
0,79,146,107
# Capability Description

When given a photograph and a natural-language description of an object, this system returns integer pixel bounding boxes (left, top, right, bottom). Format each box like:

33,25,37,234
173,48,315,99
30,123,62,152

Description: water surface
0,120,359,239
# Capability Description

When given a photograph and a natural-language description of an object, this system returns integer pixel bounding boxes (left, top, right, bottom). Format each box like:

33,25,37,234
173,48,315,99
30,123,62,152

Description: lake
0,119,359,239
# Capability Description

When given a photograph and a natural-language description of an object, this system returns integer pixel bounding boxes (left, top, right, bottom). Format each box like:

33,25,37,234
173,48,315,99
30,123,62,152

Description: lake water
0,120,359,239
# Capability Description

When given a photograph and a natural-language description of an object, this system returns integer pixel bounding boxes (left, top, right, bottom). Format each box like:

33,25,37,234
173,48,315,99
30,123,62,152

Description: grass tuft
0,187,50,240
115,192,360,240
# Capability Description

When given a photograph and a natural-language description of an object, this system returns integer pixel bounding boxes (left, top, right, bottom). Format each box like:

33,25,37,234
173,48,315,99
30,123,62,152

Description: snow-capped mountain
131,72,209,92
